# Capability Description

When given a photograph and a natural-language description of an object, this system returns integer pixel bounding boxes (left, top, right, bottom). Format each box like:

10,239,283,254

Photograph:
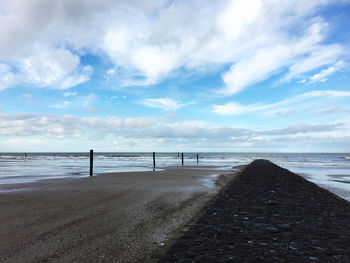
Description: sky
0,0,350,152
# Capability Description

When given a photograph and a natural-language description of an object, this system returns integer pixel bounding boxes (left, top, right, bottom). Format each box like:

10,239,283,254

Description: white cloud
21,93,32,98
309,61,345,82
220,44,293,95
0,63,16,91
286,46,343,81
0,112,348,151
58,65,93,90
131,46,181,83
107,68,116,75
63,92,78,97
0,0,347,93
213,102,259,116
217,0,262,41
21,48,79,86
0,46,92,90
0,113,158,139
320,106,349,115
213,90,350,116
219,18,346,95
52,92,97,110
140,98,192,111
1,112,344,140
51,101,71,109
80,93,98,108
261,123,344,135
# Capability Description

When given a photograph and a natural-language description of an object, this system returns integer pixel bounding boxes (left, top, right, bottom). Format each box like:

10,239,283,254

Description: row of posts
152,152,199,168
89,150,199,176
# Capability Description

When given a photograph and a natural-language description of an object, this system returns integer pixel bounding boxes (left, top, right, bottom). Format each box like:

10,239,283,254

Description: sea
1,152,350,200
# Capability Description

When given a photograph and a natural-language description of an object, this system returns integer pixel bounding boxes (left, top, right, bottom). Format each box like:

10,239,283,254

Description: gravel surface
159,159,350,263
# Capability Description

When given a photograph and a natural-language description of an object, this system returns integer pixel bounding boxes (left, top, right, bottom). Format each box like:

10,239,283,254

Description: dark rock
158,160,350,263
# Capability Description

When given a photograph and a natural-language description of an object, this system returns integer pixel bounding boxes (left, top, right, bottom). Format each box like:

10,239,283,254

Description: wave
276,161,350,167
1,153,350,167
102,154,141,158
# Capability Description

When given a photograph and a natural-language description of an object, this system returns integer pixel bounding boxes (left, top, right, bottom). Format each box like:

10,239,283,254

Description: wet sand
0,166,238,263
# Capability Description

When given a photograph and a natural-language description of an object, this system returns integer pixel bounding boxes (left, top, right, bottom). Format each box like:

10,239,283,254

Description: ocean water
1,152,350,199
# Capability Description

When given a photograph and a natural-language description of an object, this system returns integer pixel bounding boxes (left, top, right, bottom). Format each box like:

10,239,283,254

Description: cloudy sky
0,0,350,152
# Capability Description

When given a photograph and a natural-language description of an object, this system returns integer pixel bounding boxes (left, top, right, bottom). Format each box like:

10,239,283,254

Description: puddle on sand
199,174,222,190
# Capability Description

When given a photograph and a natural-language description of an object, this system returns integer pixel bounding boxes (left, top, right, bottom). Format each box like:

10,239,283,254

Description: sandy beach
0,166,239,263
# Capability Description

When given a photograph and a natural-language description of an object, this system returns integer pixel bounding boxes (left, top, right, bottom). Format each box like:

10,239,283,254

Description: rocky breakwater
158,159,350,262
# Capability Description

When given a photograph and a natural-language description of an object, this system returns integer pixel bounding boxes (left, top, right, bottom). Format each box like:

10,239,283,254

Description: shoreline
294,172,350,201
0,164,233,190
0,165,240,262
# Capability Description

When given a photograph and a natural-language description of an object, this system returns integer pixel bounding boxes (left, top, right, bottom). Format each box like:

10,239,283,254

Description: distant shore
0,165,240,262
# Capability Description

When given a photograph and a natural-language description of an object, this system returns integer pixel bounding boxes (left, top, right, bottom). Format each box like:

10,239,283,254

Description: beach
0,166,238,262
1,154,350,262
1,153,349,202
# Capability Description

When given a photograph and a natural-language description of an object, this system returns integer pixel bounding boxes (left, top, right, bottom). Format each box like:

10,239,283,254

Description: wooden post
181,153,184,166
197,153,199,165
90,149,93,176
153,152,156,168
